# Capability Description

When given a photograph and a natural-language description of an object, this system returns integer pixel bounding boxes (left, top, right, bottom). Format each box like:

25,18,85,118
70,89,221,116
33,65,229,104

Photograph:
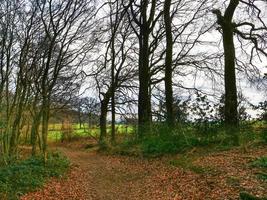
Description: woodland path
21,141,267,200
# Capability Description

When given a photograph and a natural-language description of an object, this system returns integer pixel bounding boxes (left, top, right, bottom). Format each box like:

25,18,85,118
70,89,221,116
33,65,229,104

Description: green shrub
240,192,267,200
260,127,267,143
251,157,267,168
141,136,181,156
250,157,267,181
0,152,69,200
111,122,263,157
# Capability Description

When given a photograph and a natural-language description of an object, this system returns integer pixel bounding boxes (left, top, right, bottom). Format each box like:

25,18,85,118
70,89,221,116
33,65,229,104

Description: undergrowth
109,122,266,157
251,156,267,181
0,152,70,200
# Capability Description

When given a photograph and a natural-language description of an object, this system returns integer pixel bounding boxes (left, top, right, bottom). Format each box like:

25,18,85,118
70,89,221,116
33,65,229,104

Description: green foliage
251,157,267,168
0,152,69,200
138,124,191,156
260,126,267,143
250,157,267,181
140,123,239,156
141,136,181,156
240,192,267,200
107,121,264,157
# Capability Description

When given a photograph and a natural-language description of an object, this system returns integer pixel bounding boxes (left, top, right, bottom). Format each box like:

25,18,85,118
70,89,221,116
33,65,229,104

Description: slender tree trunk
31,111,42,156
41,98,50,161
111,94,115,142
78,102,82,129
111,26,116,143
88,113,92,129
9,84,27,156
164,0,174,128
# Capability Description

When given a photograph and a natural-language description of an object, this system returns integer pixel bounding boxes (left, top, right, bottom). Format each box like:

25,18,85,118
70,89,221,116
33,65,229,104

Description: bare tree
34,0,95,159
212,0,267,128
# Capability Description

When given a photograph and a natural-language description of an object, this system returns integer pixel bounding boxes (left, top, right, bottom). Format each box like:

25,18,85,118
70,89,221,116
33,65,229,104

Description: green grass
47,123,134,141
0,152,69,200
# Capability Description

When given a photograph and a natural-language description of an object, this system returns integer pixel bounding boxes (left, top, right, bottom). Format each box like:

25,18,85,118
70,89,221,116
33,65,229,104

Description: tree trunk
100,96,110,143
213,0,239,128
31,111,42,156
138,22,151,137
222,1,239,127
111,27,116,143
9,85,27,156
213,0,239,145
111,86,116,142
78,105,82,129
164,0,174,128
222,26,238,127
41,98,50,161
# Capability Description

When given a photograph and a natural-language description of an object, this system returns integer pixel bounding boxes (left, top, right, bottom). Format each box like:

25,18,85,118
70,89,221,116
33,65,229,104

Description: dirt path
21,146,171,200
58,147,153,200
53,147,175,200
21,143,267,200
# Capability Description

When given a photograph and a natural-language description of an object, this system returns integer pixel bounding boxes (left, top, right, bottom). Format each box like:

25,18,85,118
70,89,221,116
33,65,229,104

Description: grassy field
47,123,134,141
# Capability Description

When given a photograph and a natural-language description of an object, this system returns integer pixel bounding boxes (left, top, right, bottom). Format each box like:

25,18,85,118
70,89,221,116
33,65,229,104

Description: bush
260,126,267,143
251,157,267,168
250,157,267,181
239,192,267,200
0,152,69,200
141,136,181,156
111,122,263,157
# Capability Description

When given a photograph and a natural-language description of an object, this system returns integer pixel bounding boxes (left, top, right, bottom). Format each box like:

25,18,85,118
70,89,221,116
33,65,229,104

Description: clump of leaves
141,136,182,157
251,157,267,168
250,157,267,181
260,127,267,144
0,152,69,200
240,192,267,200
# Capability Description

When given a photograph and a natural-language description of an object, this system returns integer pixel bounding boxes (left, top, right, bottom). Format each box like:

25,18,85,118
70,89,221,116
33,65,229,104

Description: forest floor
21,139,267,200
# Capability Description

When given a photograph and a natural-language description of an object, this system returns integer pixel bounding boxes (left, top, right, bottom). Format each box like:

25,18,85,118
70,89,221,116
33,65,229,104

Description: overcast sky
81,0,267,118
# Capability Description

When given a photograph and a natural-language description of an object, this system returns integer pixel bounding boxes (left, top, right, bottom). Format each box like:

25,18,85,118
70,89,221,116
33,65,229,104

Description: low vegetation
251,156,267,181
0,152,69,200
106,122,266,158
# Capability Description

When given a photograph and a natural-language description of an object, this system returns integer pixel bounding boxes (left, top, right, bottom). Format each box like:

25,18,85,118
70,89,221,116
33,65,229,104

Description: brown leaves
21,165,92,200
21,144,267,200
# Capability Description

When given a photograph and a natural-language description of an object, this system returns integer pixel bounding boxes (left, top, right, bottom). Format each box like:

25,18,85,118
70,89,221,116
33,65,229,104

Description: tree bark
164,0,174,127
99,93,111,143
111,21,116,143
138,0,153,137
41,97,50,161
213,0,239,127
31,110,42,156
